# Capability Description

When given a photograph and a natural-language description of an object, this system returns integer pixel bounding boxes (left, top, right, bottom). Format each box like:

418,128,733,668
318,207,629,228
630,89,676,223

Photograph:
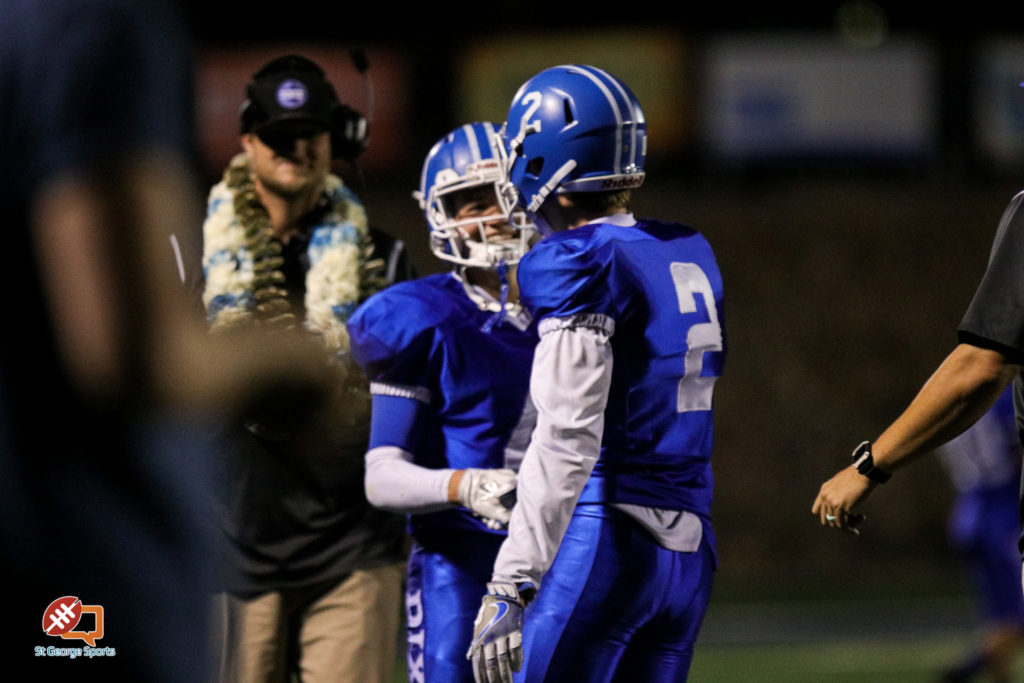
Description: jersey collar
586,212,636,227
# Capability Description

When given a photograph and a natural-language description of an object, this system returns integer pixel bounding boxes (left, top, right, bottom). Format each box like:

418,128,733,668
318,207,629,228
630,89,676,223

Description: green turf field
689,597,1022,682
689,636,1023,682
396,637,1024,682
394,597,1024,682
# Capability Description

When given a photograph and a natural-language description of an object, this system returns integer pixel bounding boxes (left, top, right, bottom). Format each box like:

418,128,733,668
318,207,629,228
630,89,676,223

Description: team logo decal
276,79,308,109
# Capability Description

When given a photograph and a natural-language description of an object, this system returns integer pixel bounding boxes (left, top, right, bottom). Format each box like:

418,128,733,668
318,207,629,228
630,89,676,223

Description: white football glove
456,468,517,526
467,581,536,683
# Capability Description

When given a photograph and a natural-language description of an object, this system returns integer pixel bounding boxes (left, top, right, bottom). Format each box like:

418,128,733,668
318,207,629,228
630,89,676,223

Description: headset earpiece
238,90,264,135
331,103,369,163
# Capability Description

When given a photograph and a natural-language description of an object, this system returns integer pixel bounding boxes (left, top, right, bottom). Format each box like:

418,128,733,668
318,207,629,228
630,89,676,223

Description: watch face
851,441,891,483
852,441,872,469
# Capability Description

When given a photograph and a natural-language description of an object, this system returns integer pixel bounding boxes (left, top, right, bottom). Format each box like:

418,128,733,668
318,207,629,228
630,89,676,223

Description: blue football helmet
499,65,646,228
416,122,534,269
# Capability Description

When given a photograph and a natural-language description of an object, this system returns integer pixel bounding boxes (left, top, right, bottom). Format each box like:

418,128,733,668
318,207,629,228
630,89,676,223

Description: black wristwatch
851,440,892,484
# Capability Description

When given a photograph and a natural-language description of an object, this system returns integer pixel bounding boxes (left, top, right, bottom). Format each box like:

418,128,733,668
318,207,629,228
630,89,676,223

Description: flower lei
201,153,385,358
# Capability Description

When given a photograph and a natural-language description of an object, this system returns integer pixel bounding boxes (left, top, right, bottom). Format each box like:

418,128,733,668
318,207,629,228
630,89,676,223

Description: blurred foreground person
2,0,339,679
938,388,1024,683
199,54,406,683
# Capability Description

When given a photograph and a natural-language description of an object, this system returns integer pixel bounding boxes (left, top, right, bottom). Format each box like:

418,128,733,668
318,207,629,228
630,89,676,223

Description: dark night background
174,1,1024,605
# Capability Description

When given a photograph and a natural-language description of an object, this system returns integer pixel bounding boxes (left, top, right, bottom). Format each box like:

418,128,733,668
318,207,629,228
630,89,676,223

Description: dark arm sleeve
958,190,1024,364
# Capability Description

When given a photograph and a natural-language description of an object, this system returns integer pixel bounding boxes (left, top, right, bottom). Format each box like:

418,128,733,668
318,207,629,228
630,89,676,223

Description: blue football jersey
348,273,538,541
517,218,725,517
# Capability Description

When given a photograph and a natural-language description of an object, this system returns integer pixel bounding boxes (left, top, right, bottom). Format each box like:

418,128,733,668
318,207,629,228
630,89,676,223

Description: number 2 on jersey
670,262,722,413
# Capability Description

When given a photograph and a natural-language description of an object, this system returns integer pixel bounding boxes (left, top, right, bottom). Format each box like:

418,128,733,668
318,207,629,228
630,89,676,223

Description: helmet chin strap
526,159,577,213
480,261,510,334
531,211,555,237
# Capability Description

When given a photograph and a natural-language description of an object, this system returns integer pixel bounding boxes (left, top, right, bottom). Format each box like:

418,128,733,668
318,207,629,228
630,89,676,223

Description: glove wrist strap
486,580,537,607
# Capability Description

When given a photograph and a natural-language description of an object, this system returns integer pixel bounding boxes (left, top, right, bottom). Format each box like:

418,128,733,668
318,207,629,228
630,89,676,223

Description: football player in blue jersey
347,122,539,683
467,65,725,683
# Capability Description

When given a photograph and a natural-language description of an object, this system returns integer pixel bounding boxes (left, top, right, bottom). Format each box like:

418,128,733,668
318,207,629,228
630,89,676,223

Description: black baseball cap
240,55,339,136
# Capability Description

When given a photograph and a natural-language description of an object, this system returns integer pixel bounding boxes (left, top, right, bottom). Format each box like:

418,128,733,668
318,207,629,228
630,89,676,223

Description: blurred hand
154,322,344,427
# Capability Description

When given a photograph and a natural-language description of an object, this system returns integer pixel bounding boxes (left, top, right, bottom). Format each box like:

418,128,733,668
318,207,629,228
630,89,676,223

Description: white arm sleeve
491,314,614,586
364,446,456,514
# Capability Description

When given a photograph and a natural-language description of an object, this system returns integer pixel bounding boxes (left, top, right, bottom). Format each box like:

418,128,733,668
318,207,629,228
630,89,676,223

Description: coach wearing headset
199,55,406,683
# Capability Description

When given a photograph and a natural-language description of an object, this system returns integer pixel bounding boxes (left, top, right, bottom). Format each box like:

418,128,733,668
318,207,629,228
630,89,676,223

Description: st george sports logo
35,596,116,658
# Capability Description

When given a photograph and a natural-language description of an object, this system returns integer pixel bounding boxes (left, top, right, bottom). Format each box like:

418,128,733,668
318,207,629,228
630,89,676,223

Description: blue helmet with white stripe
500,65,646,221
416,122,534,268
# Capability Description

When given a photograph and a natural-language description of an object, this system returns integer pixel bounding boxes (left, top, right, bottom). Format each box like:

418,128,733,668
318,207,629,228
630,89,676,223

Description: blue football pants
406,534,505,682
519,505,715,683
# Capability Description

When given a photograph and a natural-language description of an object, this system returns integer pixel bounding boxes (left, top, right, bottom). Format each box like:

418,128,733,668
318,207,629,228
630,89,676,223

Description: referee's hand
812,466,873,535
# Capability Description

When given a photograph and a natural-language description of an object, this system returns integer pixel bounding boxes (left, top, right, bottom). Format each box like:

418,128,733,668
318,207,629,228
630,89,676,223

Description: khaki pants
210,563,404,683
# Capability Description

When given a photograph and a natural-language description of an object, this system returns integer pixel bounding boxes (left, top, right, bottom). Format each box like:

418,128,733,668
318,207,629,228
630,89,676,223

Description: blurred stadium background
179,2,1024,679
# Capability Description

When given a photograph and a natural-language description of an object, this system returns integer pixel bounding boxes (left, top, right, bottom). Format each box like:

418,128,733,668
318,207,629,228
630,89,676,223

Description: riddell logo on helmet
601,176,644,190
467,160,500,173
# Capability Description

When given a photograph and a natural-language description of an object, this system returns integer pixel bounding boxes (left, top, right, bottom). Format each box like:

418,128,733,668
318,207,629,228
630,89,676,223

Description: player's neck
568,207,629,229
465,267,500,299
546,195,628,230
464,266,519,304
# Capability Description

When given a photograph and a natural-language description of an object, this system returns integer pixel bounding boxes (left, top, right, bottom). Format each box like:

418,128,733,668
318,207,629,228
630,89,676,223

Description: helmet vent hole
526,157,544,176
564,100,575,125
